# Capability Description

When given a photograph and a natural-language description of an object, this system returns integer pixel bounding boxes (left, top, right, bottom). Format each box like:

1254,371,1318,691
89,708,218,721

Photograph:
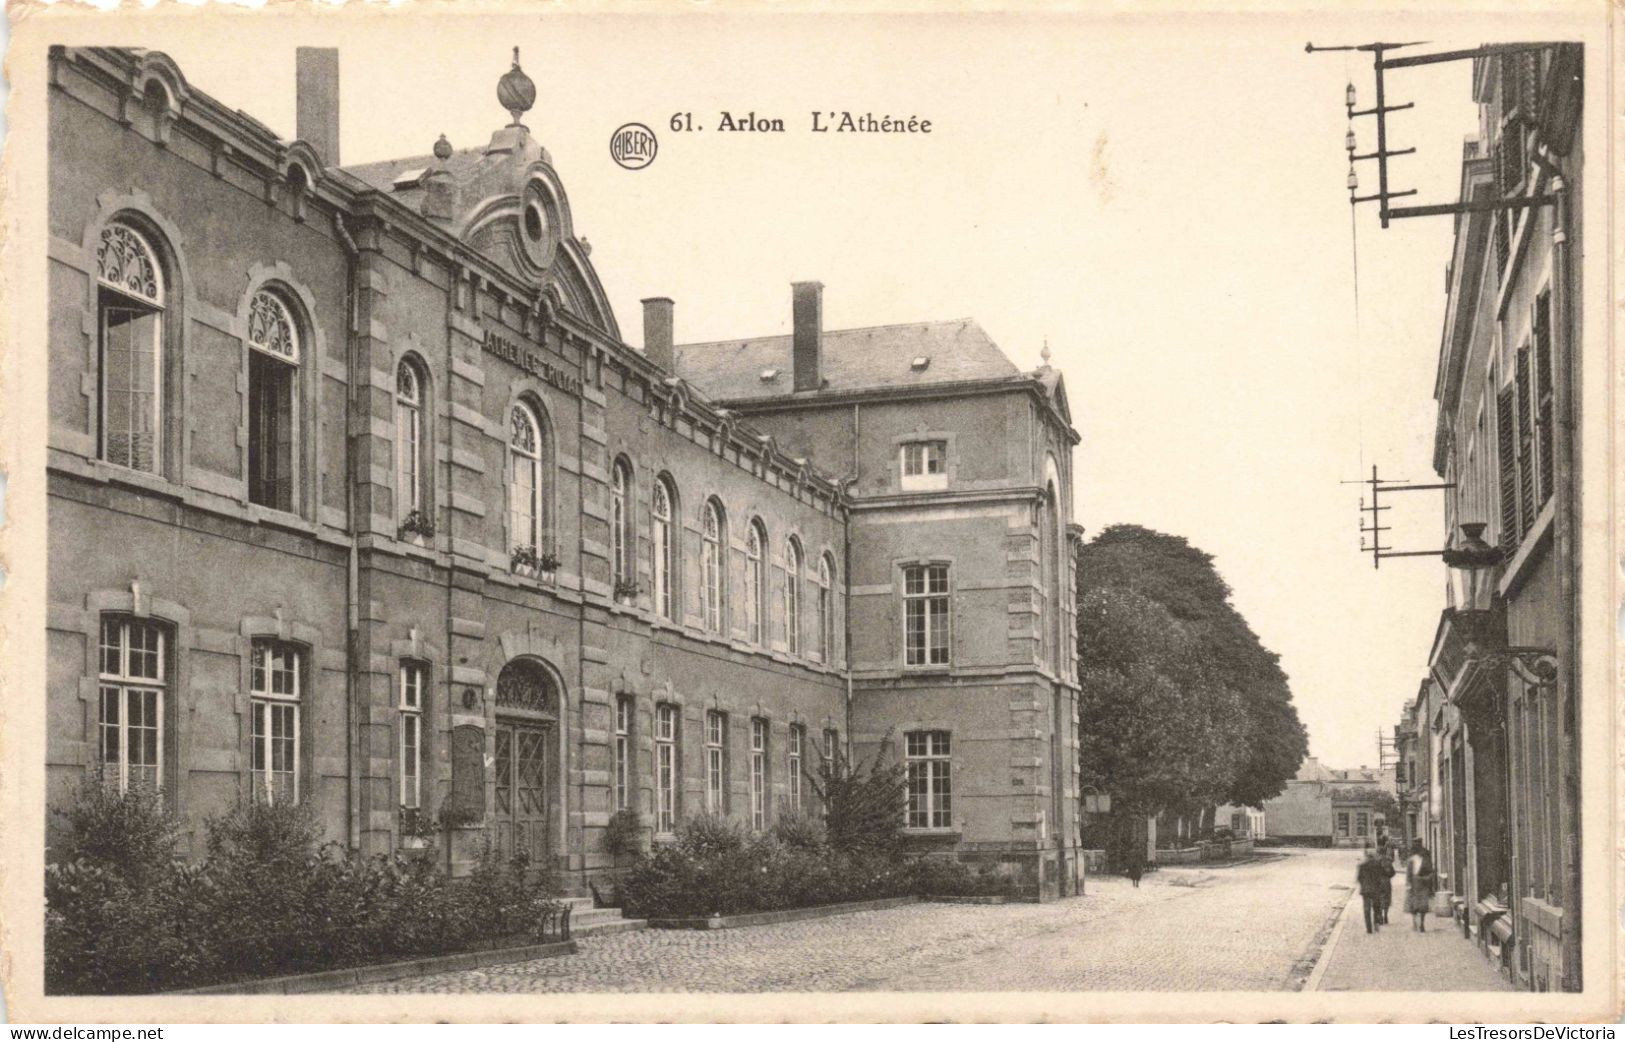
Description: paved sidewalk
1312,883,1514,992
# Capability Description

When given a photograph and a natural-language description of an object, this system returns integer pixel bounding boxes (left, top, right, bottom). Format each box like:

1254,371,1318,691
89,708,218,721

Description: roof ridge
675,317,980,350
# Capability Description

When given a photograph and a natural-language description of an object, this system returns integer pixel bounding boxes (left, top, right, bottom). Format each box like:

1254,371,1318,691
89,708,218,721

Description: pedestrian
1405,839,1437,932
1124,845,1145,888
1356,843,1389,934
1376,845,1396,925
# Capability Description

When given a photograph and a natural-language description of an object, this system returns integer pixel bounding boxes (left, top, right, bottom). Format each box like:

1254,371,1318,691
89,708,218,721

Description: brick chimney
641,297,674,372
296,47,341,168
792,281,823,392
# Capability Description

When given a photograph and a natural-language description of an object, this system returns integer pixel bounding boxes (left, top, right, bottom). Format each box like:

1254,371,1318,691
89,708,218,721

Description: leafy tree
1076,525,1308,818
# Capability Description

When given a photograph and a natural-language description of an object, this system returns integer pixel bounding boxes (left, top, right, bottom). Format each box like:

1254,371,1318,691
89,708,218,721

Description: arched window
745,518,767,645
96,221,164,474
817,554,835,664
701,499,725,634
783,537,803,655
611,457,634,593
652,476,677,620
509,402,543,555
247,288,301,512
395,359,425,523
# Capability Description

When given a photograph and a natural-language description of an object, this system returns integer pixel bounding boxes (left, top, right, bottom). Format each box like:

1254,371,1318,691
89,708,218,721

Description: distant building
1259,758,1394,846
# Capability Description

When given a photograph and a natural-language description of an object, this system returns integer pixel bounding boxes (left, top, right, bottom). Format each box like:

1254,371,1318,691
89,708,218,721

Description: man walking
1356,843,1389,933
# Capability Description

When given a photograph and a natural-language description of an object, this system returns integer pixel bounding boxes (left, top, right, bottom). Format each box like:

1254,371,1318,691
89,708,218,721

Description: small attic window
392,168,429,191
759,368,780,382
910,356,931,371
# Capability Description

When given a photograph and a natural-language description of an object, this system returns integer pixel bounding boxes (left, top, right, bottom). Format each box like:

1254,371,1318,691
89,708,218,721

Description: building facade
1258,758,1394,846
1421,44,1582,990
45,46,1081,896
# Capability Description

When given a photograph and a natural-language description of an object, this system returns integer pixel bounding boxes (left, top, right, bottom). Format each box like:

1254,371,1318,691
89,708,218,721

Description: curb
647,895,920,930
171,938,578,994
1302,887,1358,992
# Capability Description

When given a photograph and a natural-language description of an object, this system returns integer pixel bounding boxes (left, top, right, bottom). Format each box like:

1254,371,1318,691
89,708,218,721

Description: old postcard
0,0,1617,1024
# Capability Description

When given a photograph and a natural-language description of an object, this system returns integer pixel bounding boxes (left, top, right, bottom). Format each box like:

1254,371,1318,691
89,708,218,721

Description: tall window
652,478,676,620
905,730,952,829
97,616,165,792
787,724,804,809
395,360,424,523
745,519,767,644
247,289,299,511
611,458,634,593
900,440,947,491
509,402,543,554
250,639,302,804
655,703,677,833
783,538,802,655
705,710,728,813
816,555,834,663
399,661,425,809
614,695,633,812
903,563,951,666
821,727,839,816
750,718,769,830
96,222,164,474
701,500,725,633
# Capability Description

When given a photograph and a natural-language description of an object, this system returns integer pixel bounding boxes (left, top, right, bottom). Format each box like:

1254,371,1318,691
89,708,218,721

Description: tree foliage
1076,524,1308,816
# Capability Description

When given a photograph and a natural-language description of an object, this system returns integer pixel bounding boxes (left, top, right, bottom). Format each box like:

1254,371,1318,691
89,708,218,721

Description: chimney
641,297,674,373
296,47,341,168
792,281,823,392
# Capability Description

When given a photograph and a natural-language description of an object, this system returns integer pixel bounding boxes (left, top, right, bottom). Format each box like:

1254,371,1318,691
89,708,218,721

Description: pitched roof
341,148,492,209
673,319,1023,402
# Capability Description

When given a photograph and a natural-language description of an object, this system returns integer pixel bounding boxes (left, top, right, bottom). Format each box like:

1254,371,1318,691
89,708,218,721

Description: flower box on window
398,509,436,543
510,545,560,577
613,579,641,602
399,805,438,849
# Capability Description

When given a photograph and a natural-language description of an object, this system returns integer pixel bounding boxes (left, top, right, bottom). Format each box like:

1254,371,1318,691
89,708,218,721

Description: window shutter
1497,386,1518,551
1533,293,1555,506
1514,348,1535,537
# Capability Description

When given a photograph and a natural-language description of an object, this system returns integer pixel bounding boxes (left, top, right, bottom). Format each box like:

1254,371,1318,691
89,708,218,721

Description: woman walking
1405,839,1437,932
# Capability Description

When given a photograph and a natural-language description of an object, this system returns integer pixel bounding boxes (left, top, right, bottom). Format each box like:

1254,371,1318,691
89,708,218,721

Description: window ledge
903,827,962,839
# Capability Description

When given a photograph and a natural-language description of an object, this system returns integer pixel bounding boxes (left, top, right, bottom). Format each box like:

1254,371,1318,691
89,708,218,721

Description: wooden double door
493,719,553,865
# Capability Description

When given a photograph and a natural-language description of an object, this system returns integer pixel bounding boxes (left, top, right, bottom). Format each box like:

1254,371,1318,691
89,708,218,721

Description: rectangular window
905,730,952,829
655,703,677,833
250,639,302,804
97,616,166,793
1336,811,1350,838
1497,385,1519,551
821,728,838,817
750,718,768,830
614,695,633,813
903,564,951,666
787,725,804,809
100,302,162,473
248,350,296,511
705,710,727,814
399,661,425,810
1355,812,1369,837
1532,290,1555,509
1515,346,1536,537
899,440,948,491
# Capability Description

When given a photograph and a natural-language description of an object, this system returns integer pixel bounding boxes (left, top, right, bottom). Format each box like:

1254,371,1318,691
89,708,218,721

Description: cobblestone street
356,849,1370,993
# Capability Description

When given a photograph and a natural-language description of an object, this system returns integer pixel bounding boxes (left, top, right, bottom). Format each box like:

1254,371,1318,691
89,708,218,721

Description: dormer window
900,439,947,491
392,168,429,191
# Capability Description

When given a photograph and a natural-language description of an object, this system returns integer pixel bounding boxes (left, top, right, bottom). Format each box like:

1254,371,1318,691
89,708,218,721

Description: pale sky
67,8,1587,770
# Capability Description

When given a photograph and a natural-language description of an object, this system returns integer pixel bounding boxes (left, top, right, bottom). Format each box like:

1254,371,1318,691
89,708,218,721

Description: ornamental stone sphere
497,47,536,125
433,133,453,160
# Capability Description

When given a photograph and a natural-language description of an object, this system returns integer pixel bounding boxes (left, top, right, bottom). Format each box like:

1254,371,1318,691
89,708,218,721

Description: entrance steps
560,895,647,938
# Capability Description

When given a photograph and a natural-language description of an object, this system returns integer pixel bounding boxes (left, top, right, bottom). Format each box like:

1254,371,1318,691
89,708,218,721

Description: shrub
602,808,645,862
770,807,826,851
807,731,907,858
44,785,565,994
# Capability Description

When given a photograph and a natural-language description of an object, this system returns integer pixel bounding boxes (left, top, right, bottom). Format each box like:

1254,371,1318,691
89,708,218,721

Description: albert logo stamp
610,122,658,170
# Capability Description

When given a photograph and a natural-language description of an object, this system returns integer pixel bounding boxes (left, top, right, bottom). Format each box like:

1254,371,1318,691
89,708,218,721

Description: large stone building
45,46,1083,896
1414,43,1582,990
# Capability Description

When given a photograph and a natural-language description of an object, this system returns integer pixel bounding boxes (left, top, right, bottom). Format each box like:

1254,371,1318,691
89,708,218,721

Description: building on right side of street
1419,44,1583,992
